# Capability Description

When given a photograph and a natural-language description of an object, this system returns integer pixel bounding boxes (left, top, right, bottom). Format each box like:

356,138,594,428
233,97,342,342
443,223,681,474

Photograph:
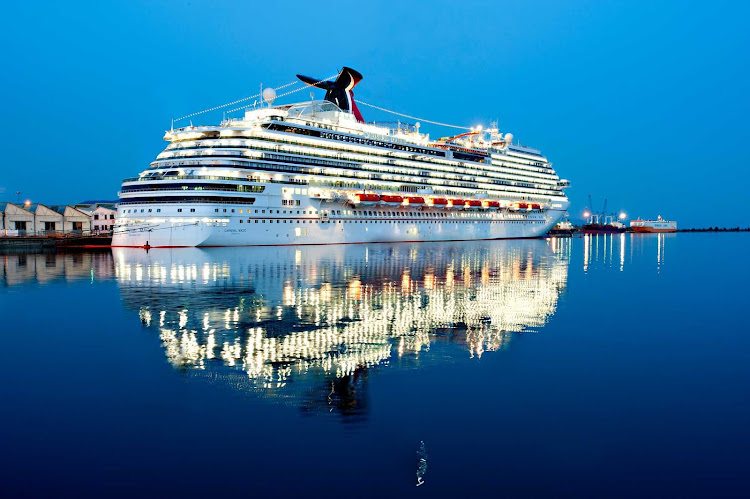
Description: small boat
482,200,500,210
379,195,404,206
464,200,482,210
402,196,425,206
447,199,465,209
353,193,380,205
548,218,576,236
427,198,449,208
510,202,529,211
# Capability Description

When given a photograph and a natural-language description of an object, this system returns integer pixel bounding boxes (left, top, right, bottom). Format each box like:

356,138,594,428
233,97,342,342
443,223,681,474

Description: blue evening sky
1,0,747,227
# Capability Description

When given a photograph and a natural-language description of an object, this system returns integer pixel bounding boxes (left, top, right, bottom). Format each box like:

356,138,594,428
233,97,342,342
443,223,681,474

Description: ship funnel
297,67,364,122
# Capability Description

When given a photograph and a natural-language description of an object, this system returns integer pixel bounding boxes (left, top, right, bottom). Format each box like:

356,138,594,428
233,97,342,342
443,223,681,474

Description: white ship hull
112,200,567,247
113,68,571,248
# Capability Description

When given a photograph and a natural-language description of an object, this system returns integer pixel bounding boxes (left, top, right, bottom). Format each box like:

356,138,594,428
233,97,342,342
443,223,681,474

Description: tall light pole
16,191,21,204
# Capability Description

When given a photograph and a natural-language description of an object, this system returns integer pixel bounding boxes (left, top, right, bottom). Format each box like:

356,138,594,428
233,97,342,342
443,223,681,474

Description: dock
0,235,111,251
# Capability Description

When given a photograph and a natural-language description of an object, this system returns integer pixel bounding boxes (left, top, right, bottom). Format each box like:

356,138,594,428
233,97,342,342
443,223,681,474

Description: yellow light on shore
583,211,590,217
24,200,31,206
619,212,627,219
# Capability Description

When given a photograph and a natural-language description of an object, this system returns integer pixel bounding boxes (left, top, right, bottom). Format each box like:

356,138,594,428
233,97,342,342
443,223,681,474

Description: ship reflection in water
113,240,570,419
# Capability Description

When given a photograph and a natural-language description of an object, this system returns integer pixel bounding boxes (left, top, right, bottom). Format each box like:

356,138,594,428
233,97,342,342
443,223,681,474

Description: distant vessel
582,214,627,233
630,216,677,233
548,216,576,236
582,222,626,233
112,66,570,248
582,196,627,233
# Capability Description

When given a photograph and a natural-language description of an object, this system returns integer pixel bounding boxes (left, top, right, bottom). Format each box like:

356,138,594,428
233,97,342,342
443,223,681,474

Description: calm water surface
1,234,749,497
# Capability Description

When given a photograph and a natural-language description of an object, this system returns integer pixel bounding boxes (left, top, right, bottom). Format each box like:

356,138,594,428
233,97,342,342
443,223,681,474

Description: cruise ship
112,67,570,247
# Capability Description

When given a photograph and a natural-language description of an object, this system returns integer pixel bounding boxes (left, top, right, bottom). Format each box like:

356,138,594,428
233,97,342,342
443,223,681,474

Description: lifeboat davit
403,196,425,206
465,200,482,210
447,199,465,209
353,193,380,205
380,195,404,206
427,198,449,208
482,200,500,210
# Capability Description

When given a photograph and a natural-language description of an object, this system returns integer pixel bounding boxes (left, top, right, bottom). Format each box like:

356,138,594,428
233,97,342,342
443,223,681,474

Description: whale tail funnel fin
296,67,364,122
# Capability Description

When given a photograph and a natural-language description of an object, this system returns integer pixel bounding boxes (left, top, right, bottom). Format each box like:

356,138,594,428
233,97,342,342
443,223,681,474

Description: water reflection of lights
583,233,670,274
114,241,570,417
582,233,631,273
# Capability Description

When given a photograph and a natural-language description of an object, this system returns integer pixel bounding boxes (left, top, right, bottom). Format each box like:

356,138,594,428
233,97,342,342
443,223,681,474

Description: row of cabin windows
118,206,539,219
239,219,543,224
93,214,115,220
120,207,537,219
164,138,554,179
155,150,558,190
123,208,161,213
121,208,197,214
147,159,562,198
168,130,553,176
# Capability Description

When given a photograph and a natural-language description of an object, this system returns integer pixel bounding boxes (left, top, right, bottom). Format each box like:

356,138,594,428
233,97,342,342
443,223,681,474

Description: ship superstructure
112,67,570,247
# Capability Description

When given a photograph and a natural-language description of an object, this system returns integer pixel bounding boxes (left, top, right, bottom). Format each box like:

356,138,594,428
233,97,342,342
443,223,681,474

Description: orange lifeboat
427,198,449,208
402,196,425,206
531,203,541,210
353,193,380,205
380,194,404,206
447,199,465,209
465,200,482,210
482,200,500,210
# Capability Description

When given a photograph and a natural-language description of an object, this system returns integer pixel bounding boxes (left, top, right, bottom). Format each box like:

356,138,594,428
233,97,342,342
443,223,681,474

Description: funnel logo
297,67,365,123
